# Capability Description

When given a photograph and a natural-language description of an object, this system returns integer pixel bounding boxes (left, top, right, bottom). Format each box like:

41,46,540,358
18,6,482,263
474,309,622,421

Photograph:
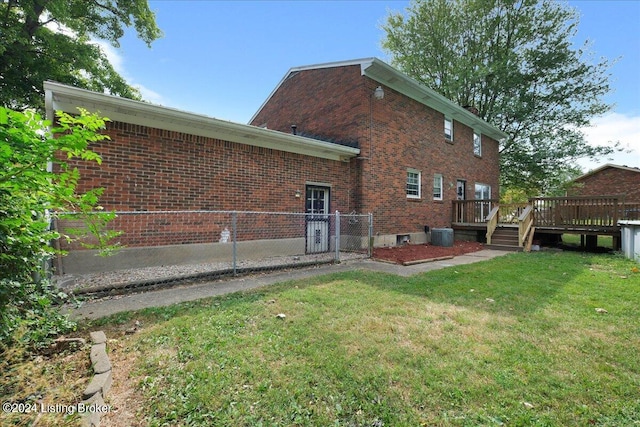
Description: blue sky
104,0,640,171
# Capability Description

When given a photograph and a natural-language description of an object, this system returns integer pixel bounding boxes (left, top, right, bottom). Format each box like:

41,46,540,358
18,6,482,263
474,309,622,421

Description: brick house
568,164,640,203
250,58,506,245
44,58,505,272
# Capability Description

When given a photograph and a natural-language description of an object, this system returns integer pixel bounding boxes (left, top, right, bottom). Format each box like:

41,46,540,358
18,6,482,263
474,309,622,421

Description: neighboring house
250,58,506,245
568,164,640,204
44,57,505,263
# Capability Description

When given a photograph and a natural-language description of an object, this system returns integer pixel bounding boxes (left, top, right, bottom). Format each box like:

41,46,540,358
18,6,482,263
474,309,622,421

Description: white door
306,186,330,253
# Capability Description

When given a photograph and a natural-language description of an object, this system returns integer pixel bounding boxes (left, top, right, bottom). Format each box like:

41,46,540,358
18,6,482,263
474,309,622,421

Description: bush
0,106,113,351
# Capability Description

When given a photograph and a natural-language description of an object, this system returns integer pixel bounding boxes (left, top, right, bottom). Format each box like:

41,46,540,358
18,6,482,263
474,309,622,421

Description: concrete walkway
67,249,510,320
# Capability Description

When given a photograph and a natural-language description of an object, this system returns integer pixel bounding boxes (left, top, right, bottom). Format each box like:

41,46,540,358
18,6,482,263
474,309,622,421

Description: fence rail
54,210,372,282
531,196,621,229
454,197,639,227
452,199,498,224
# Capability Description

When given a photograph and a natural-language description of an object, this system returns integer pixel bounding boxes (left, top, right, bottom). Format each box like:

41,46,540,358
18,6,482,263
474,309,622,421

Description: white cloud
91,40,165,105
44,17,166,105
578,112,640,172
132,83,165,105
91,40,125,74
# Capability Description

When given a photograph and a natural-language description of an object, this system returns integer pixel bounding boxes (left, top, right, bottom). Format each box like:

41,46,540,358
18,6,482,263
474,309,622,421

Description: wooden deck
452,196,639,250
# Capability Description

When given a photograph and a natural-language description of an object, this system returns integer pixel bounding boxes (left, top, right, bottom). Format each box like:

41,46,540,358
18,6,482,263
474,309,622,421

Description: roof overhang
250,57,508,142
44,81,360,162
360,58,508,142
573,163,640,182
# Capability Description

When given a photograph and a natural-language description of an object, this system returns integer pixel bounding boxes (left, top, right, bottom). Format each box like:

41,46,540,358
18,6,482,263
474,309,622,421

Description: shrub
0,106,113,350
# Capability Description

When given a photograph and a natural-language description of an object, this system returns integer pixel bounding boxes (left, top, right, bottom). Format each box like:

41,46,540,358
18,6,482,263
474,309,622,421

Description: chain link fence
54,210,372,294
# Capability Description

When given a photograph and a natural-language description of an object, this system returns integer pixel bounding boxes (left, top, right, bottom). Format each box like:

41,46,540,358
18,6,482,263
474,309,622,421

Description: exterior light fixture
373,86,384,100
295,189,302,198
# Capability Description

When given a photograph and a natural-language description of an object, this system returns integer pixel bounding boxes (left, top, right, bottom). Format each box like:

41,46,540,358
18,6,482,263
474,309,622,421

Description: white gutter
44,81,360,162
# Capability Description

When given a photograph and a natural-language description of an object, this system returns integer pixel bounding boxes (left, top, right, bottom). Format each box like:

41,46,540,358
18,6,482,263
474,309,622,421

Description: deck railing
530,196,622,230
485,206,499,245
621,202,640,220
518,205,535,248
454,196,633,248
452,199,498,224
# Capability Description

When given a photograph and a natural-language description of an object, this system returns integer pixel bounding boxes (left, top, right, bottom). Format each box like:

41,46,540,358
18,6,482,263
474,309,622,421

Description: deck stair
487,225,522,251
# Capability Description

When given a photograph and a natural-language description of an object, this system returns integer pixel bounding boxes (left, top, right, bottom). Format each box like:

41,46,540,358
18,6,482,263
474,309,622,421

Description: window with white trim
473,132,482,156
406,169,421,199
444,117,453,141
433,174,443,200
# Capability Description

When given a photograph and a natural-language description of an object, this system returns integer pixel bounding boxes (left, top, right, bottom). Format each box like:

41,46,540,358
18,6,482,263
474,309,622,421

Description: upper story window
433,173,443,200
473,132,482,156
406,169,421,199
444,117,453,141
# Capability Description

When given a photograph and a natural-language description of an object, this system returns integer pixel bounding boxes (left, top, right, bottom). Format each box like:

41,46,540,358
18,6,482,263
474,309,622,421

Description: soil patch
373,241,484,265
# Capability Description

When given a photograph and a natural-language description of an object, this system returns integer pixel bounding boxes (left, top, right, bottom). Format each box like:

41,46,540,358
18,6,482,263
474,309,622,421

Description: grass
562,233,614,249
3,251,640,426
0,340,90,426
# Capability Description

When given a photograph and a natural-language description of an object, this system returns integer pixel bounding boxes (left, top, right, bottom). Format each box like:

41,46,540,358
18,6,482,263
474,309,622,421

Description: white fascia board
44,81,359,162
362,59,508,142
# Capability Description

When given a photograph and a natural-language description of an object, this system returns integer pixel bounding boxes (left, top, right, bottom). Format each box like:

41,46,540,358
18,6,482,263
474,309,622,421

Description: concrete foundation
57,238,306,275
372,232,429,248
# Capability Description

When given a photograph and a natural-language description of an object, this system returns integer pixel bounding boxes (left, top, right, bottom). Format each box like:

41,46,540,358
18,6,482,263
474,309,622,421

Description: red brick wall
570,167,640,203
252,65,500,235
57,121,354,248
64,121,354,212
252,65,369,144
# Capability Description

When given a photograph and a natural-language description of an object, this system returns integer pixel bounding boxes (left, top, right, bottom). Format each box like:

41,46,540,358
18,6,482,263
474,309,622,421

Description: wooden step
486,244,523,252
489,227,520,248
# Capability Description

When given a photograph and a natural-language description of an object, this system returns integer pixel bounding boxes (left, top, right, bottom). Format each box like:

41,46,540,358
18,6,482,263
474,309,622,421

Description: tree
0,0,162,111
382,0,617,195
0,106,111,349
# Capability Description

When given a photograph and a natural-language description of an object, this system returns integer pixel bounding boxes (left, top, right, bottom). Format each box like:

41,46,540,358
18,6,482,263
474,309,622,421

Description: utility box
431,228,453,247
619,220,640,262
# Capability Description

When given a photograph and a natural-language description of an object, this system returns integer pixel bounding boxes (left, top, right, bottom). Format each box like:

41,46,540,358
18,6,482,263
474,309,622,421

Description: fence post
368,213,373,258
232,211,237,276
335,210,340,262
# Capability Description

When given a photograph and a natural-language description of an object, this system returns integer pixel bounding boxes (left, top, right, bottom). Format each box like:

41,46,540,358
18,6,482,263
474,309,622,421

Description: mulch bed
372,240,485,265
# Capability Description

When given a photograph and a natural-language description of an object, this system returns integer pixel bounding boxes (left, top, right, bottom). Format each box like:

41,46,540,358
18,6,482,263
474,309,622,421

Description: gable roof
574,163,640,182
250,57,508,142
44,81,360,162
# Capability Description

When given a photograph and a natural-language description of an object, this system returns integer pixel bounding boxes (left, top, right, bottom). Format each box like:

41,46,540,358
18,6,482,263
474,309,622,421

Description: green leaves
0,0,161,111
383,0,616,195
0,106,115,349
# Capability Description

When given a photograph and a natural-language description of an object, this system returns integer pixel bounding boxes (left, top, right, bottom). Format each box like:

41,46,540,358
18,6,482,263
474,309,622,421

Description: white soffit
44,81,359,162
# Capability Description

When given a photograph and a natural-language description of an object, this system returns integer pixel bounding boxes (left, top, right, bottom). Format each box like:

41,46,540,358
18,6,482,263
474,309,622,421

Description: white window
406,169,421,198
475,183,491,200
473,132,482,156
444,117,453,141
433,174,443,200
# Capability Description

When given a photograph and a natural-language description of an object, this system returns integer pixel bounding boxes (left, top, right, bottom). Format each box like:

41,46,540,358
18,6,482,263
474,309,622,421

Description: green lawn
4,252,638,426
91,251,640,426
561,233,614,249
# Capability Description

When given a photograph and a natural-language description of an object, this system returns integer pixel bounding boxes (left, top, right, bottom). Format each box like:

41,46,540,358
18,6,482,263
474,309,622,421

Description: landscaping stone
81,392,105,427
90,331,107,345
82,370,112,400
90,343,111,374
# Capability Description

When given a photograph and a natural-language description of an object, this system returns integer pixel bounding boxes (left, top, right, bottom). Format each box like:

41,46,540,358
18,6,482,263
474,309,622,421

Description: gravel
54,252,367,293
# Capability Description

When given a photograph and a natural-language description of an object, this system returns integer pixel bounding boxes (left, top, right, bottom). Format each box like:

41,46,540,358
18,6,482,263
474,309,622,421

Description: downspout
45,86,64,276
